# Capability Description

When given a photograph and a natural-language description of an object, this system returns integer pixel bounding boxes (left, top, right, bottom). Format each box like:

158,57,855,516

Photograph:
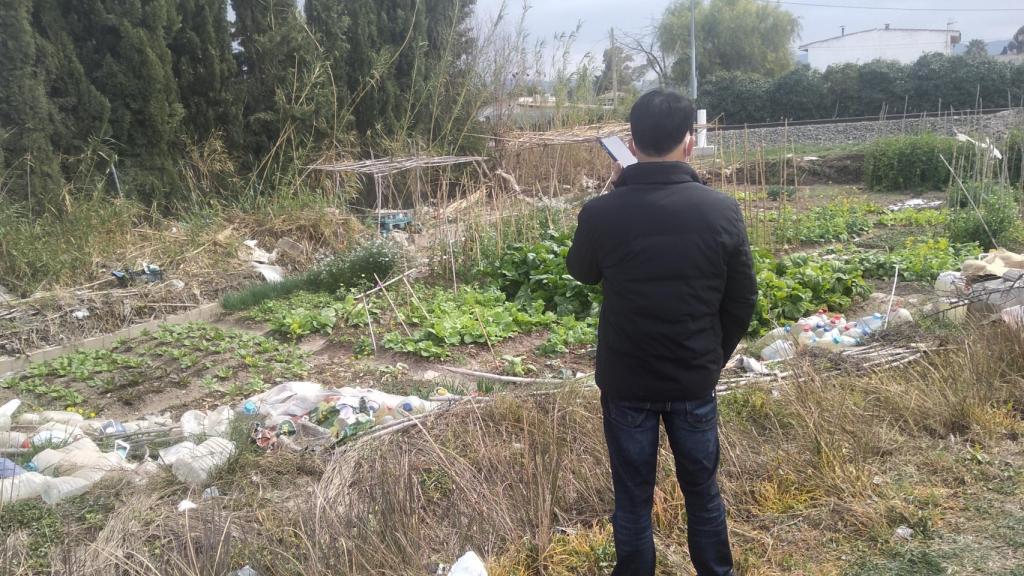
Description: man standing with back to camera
567,89,757,576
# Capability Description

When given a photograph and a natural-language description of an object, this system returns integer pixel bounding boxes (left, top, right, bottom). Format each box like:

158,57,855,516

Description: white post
697,109,708,149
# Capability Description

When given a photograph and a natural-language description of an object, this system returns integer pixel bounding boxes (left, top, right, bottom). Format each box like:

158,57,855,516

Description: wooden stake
375,273,412,338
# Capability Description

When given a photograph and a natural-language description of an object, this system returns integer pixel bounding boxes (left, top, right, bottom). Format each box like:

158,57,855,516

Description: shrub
310,238,406,292
766,185,797,201
864,134,972,192
946,191,1021,249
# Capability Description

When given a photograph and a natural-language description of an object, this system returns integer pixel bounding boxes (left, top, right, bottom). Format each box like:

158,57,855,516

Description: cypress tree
32,0,111,156
0,0,63,205
171,0,237,140
54,0,184,202
231,0,333,163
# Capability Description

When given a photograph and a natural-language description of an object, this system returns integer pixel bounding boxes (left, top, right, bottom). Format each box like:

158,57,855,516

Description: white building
799,25,961,71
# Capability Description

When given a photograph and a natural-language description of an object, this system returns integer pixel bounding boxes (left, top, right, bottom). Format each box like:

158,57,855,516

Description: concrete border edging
0,303,224,379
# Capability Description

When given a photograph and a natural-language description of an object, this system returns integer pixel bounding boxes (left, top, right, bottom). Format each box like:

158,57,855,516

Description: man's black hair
629,89,696,157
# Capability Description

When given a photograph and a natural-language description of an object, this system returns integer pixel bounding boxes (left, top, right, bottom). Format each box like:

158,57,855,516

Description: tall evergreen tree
0,0,63,204
52,0,184,201
32,0,111,156
171,0,237,140
232,0,334,163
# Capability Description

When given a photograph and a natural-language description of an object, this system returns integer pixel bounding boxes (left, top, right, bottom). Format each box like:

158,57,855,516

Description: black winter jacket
566,161,757,402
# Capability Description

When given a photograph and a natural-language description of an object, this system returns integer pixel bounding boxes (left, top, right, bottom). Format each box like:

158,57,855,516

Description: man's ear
683,132,695,159
628,140,637,155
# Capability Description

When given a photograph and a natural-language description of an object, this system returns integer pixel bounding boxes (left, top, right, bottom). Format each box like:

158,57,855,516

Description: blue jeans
602,395,733,576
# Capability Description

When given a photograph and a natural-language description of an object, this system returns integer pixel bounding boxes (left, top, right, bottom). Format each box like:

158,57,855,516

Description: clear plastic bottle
761,340,797,361
755,325,794,349
396,396,429,416
172,437,235,486
858,313,886,332
797,326,817,348
0,431,28,450
835,335,859,349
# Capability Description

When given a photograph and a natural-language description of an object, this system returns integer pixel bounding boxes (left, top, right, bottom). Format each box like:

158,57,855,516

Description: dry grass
2,326,1022,575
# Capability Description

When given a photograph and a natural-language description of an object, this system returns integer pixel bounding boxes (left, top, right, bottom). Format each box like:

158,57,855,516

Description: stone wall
706,109,1024,150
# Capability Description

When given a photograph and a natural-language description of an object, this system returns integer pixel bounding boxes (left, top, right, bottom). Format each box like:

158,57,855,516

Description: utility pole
689,0,697,101
610,27,618,108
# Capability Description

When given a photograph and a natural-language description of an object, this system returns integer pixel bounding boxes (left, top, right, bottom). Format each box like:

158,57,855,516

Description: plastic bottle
396,396,429,416
842,324,867,342
755,325,794,349
0,472,51,504
858,313,886,332
159,441,198,466
760,340,797,361
0,399,21,431
0,431,28,450
39,411,84,425
797,326,817,348
835,335,860,349
172,437,235,486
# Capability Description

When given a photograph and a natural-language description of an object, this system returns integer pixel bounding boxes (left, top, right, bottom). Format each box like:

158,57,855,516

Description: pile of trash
237,381,442,451
931,248,1024,329
1,382,449,505
0,399,168,504
755,308,915,362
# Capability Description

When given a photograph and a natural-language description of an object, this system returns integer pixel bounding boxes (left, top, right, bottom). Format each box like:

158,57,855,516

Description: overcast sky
474,0,1023,65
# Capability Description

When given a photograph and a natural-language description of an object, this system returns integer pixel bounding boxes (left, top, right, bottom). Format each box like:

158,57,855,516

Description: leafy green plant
878,209,948,227
835,237,981,283
382,286,556,358
946,190,1021,249
500,355,536,377
489,229,602,318
775,200,878,244
766,185,797,201
539,316,599,355
749,249,871,336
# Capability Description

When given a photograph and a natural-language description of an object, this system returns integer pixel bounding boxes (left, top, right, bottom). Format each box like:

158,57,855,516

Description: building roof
799,27,961,51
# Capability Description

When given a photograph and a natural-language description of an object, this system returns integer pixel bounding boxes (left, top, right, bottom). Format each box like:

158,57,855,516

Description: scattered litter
202,486,221,499
422,369,441,381
893,526,914,541
0,398,21,430
180,406,234,439
886,198,943,211
168,279,186,290
449,551,488,576
740,356,772,374
230,566,259,576
99,420,126,435
177,499,198,512
955,131,1003,160
70,307,90,320
112,263,164,287
243,240,276,264
251,262,285,283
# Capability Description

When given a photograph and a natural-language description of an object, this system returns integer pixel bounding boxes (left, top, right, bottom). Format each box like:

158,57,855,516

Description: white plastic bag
0,472,51,503
450,551,488,576
172,438,235,486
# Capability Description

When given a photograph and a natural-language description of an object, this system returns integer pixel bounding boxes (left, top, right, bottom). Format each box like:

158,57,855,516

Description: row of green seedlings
0,323,309,410
739,181,1022,251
